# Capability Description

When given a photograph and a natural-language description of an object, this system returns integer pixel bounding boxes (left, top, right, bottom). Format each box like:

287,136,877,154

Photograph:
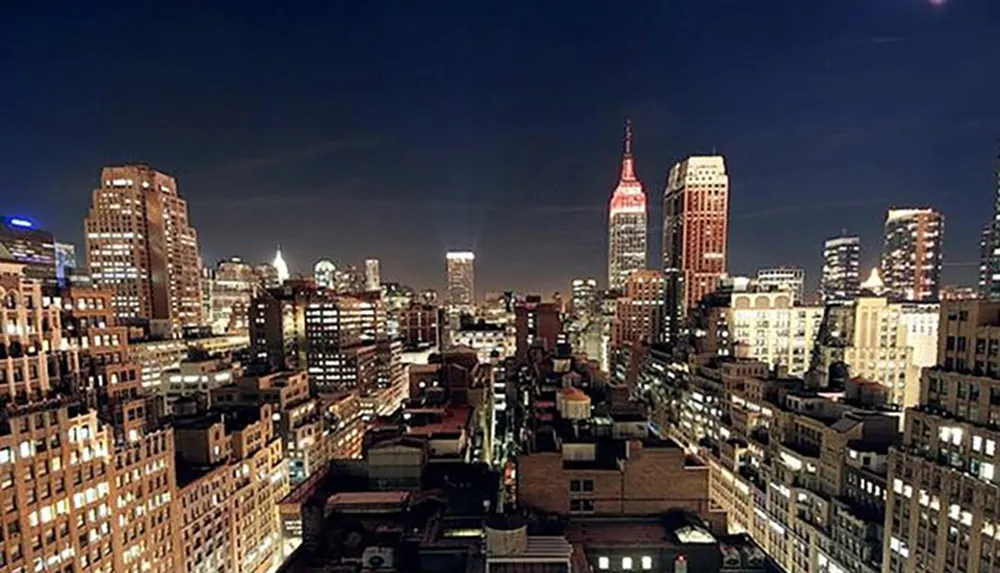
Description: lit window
642,556,653,570
598,557,609,570
622,557,633,570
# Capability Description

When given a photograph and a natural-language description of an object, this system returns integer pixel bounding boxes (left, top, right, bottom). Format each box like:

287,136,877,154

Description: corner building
0,261,183,573
85,164,204,334
885,299,1000,573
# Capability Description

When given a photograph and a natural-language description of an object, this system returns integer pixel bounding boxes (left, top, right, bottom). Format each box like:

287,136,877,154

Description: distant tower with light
821,233,861,302
273,246,289,284
607,119,647,291
364,258,381,292
446,251,475,308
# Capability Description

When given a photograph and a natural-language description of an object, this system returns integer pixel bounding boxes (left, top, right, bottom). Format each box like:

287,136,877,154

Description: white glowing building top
273,246,289,284
607,119,647,291
860,267,886,295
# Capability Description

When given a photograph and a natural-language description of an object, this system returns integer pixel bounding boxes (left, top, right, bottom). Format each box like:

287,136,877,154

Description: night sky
3,1,1000,295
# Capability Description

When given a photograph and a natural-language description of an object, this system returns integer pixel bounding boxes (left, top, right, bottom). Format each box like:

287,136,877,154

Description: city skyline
4,2,1000,295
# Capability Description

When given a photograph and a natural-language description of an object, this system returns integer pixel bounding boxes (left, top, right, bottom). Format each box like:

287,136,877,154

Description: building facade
571,277,600,318
843,297,939,408
880,208,943,302
209,257,259,334
607,119,647,291
884,299,1000,573
822,234,862,302
612,269,666,349
84,164,203,334
364,258,380,292
756,266,806,303
729,290,824,378
0,216,56,281
514,296,562,359
662,156,730,341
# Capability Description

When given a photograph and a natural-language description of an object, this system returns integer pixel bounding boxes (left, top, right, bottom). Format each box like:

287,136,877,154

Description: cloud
208,135,380,175
862,36,906,45
732,198,889,221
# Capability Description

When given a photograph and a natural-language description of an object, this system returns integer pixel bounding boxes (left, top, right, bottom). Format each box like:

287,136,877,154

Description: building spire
624,117,633,157
620,118,636,182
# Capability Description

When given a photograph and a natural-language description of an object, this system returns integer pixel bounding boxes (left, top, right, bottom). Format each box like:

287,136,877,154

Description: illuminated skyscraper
446,251,475,307
880,208,943,301
980,154,1000,300
570,277,599,317
821,234,861,302
607,119,647,291
662,156,729,341
0,216,56,281
85,164,203,334
314,259,336,289
365,257,381,292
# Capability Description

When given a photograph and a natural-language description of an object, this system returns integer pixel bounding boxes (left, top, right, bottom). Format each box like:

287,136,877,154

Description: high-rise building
85,164,203,333
446,251,475,307
365,257,381,292
54,241,77,280
981,153,1000,300
303,294,380,393
612,269,666,348
885,299,1000,573
980,224,993,298
209,257,259,334
401,302,441,349
607,119,647,291
249,279,318,369
821,234,861,301
514,296,562,359
570,277,599,318
0,263,186,573
314,259,336,289
755,266,805,303
273,246,290,284
662,155,730,341
0,215,56,281
841,296,939,407
880,208,944,301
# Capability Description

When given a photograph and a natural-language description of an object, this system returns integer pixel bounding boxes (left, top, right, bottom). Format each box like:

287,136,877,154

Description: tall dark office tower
821,234,861,301
607,119,647,291
981,153,1000,300
880,208,944,301
662,156,729,343
980,225,993,298
85,164,204,334
446,251,475,307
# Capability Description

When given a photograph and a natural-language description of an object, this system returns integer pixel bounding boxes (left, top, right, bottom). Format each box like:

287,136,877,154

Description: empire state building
607,119,647,291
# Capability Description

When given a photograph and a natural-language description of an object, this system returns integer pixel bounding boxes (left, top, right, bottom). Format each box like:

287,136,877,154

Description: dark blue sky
2,1,999,294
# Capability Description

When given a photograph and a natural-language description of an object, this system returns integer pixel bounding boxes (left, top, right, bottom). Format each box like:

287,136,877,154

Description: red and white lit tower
607,119,647,291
